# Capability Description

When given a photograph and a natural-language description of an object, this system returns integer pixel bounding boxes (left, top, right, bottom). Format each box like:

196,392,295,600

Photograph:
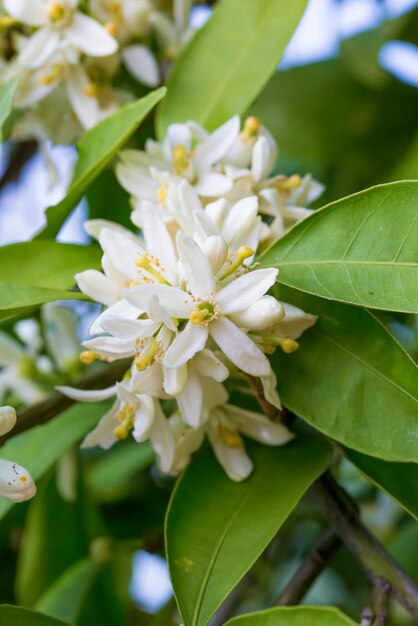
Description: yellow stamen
83,83,99,98
105,21,118,37
259,336,299,354
79,350,99,365
48,2,66,22
276,174,302,192
280,338,299,354
38,65,63,86
242,116,261,140
218,426,243,449
220,246,254,279
190,309,210,325
0,15,16,28
113,404,135,439
135,338,157,371
172,144,190,174
135,254,169,285
156,186,168,204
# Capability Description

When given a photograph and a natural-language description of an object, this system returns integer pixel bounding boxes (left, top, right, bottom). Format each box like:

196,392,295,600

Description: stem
373,579,391,625
246,378,418,620
310,474,418,620
245,374,283,422
276,530,341,606
0,360,130,446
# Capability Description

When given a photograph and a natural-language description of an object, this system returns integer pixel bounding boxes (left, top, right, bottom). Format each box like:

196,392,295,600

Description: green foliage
166,435,331,626
0,78,18,139
157,0,308,134
272,287,418,463
224,606,358,625
0,605,71,626
38,88,166,239
262,182,418,313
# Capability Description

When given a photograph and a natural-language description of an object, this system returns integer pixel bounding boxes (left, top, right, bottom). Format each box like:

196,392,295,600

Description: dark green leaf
0,605,71,626
224,606,357,626
37,88,166,238
261,182,418,313
157,0,308,134
166,435,331,626
272,287,418,462
345,449,418,520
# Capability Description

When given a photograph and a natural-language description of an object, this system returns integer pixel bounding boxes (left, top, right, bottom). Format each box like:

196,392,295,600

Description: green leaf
37,87,166,239
35,559,102,623
0,605,71,626
261,182,418,313
166,435,331,626
0,242,100,313
157,0,308,134
0,401,108,521
0,78,18,139
345,449,418,520
224,606,357,626
271,287,418,462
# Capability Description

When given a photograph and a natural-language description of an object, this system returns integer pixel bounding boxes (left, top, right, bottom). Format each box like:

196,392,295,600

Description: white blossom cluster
0,0,193,142
60,115,322,481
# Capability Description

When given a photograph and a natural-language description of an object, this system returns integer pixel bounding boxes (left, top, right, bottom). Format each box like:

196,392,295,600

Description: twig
276,529,341,606
0,359,130,446
310,474,418,620
361,608,373,626
373,579,391,625
244,374,283,422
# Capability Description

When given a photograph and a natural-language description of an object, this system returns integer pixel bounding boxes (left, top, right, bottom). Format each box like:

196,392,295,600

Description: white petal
56,385,117,402
279,303,317,339
240,416,293,446
176,231,214,298
0,459,36,502
207,427,253,482
81,401,119,449
141,202,178,284
201,236,228,275
260,370,282,410
163,364,188,396
99,228,142,280
195,172,232,197
0,332,23,366
122,45,160,87
251,136,272,182
90,299,141,335
150,403,176,473
164,322,208,368
0,406,17,436
82,336,135,359
196,116,240,170
177,369,203,428
210,317,270,376
131,363,165,396
205,198,228,229
19,28,60,68
167,123,192,151
100,317,158,340
132,395,156,442
115,162,158,201
193,349,229,382
125,284,193,318
76,270,120,306
4,0,46,25
66,65,101,130
217,269,278,315
223,196,258,242
65,13,118,56
230,295,284,330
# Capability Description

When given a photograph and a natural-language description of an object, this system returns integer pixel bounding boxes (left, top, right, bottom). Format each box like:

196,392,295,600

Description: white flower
0,328,46,404
5,0,118,69
41,303,81,374
0,406,37,502
250,302,317,355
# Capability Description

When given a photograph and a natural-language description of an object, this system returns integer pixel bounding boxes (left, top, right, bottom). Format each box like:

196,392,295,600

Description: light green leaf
345,449,418,520
157,0,308,134
261,182,418,313
0,78,18,139
0,283,90,311
0,606,71,626
0,402,108,521
224,606,357,626
271,287,418,462
37,87,166,238
36,559,102,623
166,435,331,626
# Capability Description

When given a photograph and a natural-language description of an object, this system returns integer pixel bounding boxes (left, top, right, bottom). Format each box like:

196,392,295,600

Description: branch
245,374,283,422
310,474,418,620
0,359,130,446
373,579,391,625
276,529,341,606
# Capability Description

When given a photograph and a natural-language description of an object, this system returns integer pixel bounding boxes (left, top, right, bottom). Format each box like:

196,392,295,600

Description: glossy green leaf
157,0,308,134
271,287,418,462
261,182,418,313
224,606,357,626
0,402,108,521
36,559,102,622
37,87,166,238
345,449,418,520
166,435,331,626
0,78,18,139
0,605,71,626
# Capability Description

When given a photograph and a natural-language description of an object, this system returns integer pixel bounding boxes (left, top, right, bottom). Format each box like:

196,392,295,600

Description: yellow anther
135,254,169,284
38,65,63,86
218,426,243,449
277,174,302,192
156,186,168,204
220,246,254,279
84,83,99,98
113,423,130,439
135,338,157,371
242,116,261,140
19,476,27,483
280,338,299,354
172,144,190,174
79,350,99,365
105,21,118,37
125,279,140,289
0,15,16,28
107,0,122,13
48,2,66,22
257,335,299,354
113,404,135,439
190,309,210,325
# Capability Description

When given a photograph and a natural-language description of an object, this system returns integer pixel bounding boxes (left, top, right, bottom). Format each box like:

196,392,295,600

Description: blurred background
1,1,418,624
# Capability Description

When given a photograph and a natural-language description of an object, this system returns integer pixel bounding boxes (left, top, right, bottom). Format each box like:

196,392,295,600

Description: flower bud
0,459,36,503
0,406,17,437
231,296,284,330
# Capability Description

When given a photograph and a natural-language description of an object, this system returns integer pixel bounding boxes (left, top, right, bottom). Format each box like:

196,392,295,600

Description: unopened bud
0,406,17,437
